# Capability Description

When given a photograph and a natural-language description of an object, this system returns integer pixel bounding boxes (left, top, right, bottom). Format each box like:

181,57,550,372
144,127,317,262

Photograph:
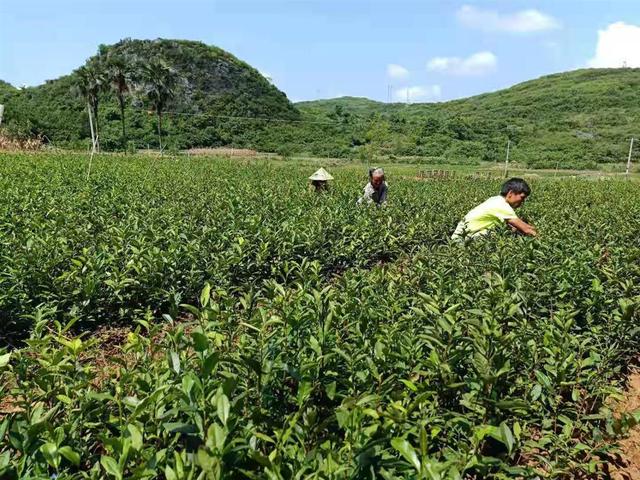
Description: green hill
2,40,640,168
296,96,388,115
0,80,17,100
292,68,640,168
1,39,299,149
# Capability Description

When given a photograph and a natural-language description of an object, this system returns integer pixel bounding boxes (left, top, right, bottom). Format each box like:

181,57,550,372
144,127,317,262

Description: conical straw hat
308,168,334,181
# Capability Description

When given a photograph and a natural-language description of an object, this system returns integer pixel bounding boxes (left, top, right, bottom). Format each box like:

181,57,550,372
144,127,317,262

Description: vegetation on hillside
294,69,640,168
2,38,640,168
0,39,298,151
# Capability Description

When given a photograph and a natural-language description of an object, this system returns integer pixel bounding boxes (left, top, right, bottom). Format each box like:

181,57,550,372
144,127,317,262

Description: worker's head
369,167,385,190
311,179,327,191
500,177,531,208
308,168,333,191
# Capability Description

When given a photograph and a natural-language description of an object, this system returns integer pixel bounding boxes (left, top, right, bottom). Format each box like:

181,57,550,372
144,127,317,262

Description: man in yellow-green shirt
452,178,537,240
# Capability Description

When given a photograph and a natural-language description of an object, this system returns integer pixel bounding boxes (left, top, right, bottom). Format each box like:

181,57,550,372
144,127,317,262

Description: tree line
75,40,183,153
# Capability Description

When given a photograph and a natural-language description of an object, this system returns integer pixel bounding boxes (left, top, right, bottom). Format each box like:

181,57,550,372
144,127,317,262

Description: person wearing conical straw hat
309,167,334,192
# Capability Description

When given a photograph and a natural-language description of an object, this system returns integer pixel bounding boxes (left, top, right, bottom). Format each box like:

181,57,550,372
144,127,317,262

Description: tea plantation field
1,152,639,479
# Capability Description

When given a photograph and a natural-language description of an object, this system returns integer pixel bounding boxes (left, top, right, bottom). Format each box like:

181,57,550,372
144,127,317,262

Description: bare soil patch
610,368,640,480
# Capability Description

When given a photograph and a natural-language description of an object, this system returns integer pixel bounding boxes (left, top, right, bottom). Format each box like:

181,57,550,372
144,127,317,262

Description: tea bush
0,152,639,478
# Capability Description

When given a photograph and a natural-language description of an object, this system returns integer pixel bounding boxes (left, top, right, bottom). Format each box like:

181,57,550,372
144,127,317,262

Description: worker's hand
507,218,537,237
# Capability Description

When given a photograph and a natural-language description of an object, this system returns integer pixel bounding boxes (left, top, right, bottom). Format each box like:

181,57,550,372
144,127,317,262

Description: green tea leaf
163,422,198,434
58,446,80,466
192,331,209,352
200,283,211,308
499,422,515,454
127,424,143,451
170,351,181,374
101,455,122,480
391,437,421,471
0,353,11,368
165,465,177,480
217,394,230,425
202,352,219,376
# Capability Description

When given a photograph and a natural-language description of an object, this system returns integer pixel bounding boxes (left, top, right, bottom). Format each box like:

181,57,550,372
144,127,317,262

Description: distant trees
506,125,521,145
72,42,183,153
5,40,305,153
105,49,133,148
329,105,353,125
363,115,393,161
74,59,105,152
137,57,181,152
74,46,134,152
9,38,639,169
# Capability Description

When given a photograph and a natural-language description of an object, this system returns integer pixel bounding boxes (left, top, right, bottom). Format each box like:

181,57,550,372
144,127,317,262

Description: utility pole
87,103,96,154
626,137,634,177
0,105,4,126
87,103,97,180
387,85,393,103
504,139,511,178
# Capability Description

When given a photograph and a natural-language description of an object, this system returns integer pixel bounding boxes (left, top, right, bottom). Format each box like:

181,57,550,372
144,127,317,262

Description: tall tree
105,51,132,149
137,58,181,152
74,61,105,152
363,114,393,162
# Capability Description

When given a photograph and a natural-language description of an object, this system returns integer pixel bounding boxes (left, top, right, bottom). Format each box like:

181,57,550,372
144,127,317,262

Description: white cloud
427,51,497,76
456,5,561,33
588,22,640,68
393,85,441,103
387,63,409,79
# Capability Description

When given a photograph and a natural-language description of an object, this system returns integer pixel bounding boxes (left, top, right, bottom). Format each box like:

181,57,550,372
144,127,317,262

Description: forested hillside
2,39,639,168
295,69,640,168
0,39,299,150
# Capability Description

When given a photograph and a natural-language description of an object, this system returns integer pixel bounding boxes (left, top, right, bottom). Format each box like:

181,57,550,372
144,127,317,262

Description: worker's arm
357,184,374,205
506,218,537,237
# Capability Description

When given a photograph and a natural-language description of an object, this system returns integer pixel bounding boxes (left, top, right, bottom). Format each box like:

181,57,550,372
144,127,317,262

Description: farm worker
451,177,537,240
309,167,333,192
357,167,388,205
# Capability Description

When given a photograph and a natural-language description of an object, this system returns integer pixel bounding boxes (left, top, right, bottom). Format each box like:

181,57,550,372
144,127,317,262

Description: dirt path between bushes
610,369,640,480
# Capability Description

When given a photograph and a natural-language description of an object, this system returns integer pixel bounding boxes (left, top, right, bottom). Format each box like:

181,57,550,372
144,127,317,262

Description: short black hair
500,177,531,197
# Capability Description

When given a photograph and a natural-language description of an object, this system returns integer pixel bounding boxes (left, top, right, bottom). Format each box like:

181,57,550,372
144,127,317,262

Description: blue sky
2,0,640,103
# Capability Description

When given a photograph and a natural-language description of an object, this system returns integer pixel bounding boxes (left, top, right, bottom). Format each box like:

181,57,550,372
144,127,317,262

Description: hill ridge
1,40,640,169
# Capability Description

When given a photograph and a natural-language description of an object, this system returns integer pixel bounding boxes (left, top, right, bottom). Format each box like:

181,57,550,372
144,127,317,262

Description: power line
128,105,457,130
130,107,343,125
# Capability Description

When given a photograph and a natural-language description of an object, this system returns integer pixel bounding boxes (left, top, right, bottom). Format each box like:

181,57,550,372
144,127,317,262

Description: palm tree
137,58,181,153
105,52,131,149
74,61,105,153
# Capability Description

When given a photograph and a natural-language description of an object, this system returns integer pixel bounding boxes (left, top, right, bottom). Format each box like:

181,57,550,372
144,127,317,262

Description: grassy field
0,151,639,479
